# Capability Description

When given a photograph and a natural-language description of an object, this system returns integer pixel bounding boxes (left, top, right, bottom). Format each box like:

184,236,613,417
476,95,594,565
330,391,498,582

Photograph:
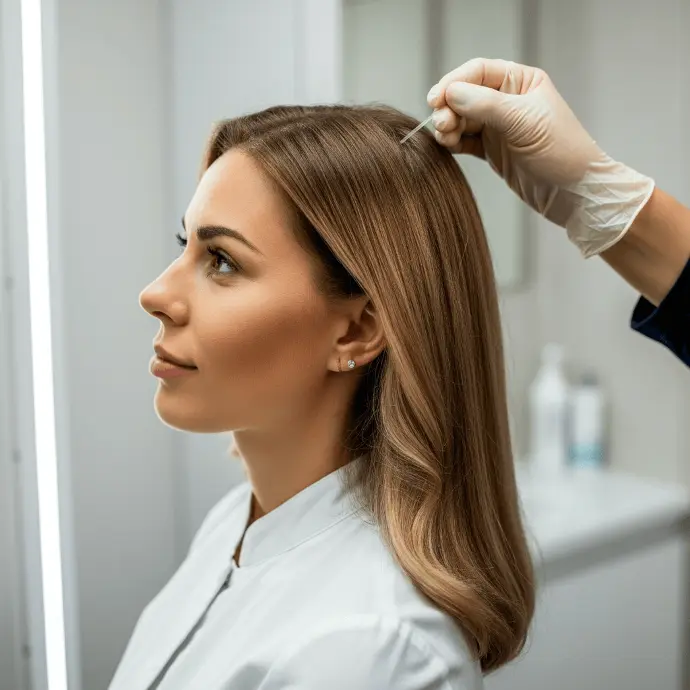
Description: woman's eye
174,232,239,277
175,232,187,252
206,247,238,277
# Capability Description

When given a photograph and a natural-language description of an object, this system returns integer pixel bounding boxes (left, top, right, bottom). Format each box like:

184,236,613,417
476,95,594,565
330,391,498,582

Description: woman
109,104,535,689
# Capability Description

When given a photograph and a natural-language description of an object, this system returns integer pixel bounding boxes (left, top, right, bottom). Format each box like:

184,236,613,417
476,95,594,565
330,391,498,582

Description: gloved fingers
432,113,466,145
453,135,486,160
434,130,486,160
459,118,483,136
427,57,520,108
434,128,461,148
444,81,513,131
430,106,459,132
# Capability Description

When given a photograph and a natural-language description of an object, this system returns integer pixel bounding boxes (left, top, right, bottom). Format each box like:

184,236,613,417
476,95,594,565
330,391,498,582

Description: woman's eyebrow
181,216,264,256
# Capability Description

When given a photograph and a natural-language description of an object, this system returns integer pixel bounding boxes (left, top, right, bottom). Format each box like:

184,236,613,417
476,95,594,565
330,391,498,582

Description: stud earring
337,357,356,372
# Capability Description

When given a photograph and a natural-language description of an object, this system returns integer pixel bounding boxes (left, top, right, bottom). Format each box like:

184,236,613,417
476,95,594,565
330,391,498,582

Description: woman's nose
139,265,190,325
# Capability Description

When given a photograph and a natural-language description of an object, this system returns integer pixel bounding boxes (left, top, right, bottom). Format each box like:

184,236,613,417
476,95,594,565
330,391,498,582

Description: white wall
51,1,178,688
342,0,431,122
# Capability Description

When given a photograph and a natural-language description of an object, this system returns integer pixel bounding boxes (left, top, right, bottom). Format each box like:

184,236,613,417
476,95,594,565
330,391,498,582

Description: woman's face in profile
139,149,341,433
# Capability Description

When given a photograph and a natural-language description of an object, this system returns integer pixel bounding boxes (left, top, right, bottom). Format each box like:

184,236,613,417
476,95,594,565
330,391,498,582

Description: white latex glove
427,58,655,258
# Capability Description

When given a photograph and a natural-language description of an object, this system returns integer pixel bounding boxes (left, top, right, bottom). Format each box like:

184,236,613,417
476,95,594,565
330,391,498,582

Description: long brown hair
203,104,534,673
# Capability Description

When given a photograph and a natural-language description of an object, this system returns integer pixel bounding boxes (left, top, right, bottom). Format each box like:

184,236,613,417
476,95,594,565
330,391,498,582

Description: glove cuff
563,157,656,259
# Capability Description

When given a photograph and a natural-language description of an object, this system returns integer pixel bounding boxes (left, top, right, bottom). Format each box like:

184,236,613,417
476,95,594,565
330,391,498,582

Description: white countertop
515,463,690,565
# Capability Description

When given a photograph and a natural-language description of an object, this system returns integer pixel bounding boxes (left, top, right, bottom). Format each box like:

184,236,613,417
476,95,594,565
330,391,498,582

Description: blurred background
1,0,689,689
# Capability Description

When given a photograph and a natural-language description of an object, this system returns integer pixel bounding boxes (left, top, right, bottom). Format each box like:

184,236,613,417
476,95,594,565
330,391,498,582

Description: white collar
235,455,366,567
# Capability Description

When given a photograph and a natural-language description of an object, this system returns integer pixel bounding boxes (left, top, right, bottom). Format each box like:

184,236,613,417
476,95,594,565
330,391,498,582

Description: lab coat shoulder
187,480,251,555
257,615,474,690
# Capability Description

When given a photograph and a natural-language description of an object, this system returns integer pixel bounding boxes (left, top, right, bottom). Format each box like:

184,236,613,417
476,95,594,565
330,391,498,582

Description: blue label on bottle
569,443,604,467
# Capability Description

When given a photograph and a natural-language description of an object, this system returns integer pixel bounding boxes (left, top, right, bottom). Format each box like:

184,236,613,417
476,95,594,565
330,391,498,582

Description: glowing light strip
19,0,68,687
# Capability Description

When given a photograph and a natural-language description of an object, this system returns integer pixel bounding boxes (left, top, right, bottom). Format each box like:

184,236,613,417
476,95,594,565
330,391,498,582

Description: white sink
513,462,690,563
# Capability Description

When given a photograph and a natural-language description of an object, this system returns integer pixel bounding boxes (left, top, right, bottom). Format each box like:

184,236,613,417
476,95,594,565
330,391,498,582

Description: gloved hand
427,58,655,258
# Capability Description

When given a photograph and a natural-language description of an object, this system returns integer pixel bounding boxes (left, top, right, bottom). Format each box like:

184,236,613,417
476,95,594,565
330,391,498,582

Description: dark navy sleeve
631,258,690,366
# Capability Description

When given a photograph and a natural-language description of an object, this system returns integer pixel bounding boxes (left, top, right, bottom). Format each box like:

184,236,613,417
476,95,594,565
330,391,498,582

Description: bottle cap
542,342,564,365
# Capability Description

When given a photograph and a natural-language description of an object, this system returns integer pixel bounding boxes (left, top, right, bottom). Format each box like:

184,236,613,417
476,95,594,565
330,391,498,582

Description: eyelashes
174,232,240,277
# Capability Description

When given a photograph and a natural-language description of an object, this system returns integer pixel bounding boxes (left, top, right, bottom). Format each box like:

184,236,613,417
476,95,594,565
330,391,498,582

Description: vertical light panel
19,0,68,688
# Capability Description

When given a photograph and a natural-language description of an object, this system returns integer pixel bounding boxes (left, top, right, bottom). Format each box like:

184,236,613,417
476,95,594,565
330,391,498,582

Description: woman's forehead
197,150,278,207
186,150,298,255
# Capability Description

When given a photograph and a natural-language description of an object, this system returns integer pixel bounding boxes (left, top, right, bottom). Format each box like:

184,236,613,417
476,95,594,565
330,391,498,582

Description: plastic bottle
529,343,569,473
568,373,606,468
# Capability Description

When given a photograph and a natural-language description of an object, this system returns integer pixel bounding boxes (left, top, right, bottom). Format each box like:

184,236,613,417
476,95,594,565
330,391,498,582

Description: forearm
601,187,690,306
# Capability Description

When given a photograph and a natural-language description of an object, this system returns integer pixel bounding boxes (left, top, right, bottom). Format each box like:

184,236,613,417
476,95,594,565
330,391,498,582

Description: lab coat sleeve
257,617,468,690
630,257,690,367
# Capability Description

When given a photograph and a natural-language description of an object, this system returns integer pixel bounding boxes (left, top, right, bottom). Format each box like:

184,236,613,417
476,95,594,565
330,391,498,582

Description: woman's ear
330,298,386,372
354,299,387,366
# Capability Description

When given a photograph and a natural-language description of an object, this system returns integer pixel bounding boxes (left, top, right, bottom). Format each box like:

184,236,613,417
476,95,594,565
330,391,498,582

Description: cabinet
489,538,687,690
488,468,690,690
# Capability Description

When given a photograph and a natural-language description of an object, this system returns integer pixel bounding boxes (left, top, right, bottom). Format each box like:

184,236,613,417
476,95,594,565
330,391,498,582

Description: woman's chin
153,394,231,434
154,393,204,432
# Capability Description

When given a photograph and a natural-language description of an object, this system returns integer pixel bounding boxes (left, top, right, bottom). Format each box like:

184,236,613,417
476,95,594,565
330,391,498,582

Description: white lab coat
108,456,482,689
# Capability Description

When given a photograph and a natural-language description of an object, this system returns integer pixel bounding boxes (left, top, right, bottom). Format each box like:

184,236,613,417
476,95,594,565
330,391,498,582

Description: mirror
341,0,526,288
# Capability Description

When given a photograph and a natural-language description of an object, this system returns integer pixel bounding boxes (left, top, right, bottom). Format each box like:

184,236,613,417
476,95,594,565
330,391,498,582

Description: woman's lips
150,355,198,379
